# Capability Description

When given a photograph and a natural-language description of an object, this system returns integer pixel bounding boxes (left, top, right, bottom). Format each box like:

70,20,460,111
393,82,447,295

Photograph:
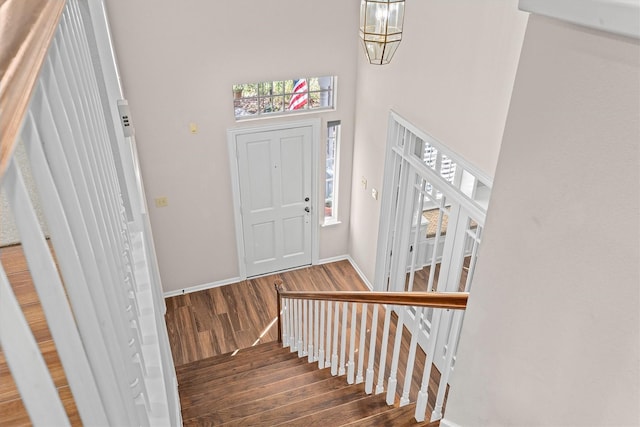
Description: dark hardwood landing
165,260,369,367
168,260,448,425
177,342,434,426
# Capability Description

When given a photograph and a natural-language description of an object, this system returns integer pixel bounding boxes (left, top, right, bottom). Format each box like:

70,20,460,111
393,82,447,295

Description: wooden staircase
176,341,440,426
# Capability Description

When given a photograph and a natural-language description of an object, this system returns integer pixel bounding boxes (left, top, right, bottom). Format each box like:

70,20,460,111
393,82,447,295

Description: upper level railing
0,1,179,425
0,0,65,180
275,282,468,423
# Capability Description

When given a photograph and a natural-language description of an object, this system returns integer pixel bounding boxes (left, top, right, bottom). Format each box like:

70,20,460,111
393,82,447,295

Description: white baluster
386,308,405,405
331,301,340,375
288,299,293,350
297,299,304,356
326,301,333,368
290,298,296,350
318,300,325,369
282,298,289,347
339,301,348,376
307,300,313,361
376,306,392,394
365,304,379,394
347,303,357,384
0,268,69,426
302,299,308,357
400,307,423,406
415,308,444,422
356,303,368,384
314,300,320,363
432,310,464,422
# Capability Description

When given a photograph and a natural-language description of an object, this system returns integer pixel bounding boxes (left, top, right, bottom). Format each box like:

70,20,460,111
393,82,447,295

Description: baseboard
317,254,349,265
439,418,462,427
163,255,374,297
318,254,374,290
163,276,242,298
346,255,374,291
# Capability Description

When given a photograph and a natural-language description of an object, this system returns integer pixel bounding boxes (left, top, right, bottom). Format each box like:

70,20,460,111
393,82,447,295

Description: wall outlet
361,176,367,189
371,188,378,200
155,197,169,208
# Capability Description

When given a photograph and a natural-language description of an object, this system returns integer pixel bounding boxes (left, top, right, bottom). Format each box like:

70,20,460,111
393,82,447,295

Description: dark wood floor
408,257,470,293
165,260,369,367
1,248,447,425
167,260,447,418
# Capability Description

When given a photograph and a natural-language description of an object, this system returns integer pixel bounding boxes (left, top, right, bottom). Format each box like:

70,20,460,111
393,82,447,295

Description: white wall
349,0,528,283
105,1,359,292
444,14,640,426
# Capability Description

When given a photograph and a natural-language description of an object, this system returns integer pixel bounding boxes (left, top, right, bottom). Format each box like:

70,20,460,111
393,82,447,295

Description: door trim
227,119,320,280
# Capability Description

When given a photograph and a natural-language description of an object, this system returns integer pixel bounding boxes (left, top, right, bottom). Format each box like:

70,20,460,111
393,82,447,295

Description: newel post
274,280,284,343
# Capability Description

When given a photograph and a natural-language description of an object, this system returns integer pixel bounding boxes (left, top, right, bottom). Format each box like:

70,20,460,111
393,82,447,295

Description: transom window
233,76,335,120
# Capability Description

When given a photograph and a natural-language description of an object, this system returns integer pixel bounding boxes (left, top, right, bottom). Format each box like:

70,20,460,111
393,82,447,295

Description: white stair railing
0,0,179,425
276,286,468,423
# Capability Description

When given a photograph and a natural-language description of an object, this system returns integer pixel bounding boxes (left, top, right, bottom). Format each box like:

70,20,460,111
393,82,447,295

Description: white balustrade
0,0,180,424
276,293,467,423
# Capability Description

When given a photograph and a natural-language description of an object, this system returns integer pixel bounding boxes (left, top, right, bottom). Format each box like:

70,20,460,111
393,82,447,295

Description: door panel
236,126,312,277
251,221,276,263
282,216,305,256
280,135,306,206
245,139,274,211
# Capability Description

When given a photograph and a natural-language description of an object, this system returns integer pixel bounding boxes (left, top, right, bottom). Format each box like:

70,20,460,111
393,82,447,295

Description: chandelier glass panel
359,0,405,65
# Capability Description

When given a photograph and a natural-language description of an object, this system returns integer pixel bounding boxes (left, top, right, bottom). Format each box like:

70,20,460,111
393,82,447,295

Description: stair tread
179,356,329,404
181,366,339,420
182,374,350,424
176,333,441,426
175,341,282,373
217,383,369,426
342,402,434,426
177,344,300,383
276,392,393,426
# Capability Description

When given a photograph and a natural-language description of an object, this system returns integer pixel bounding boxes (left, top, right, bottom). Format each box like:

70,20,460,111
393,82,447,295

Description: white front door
233,125,314,277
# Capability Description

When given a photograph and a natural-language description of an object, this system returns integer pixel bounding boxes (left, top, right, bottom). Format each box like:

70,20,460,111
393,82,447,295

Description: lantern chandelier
359,0,405,65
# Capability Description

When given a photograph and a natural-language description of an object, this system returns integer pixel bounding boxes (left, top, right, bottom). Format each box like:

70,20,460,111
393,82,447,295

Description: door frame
227,118,320,280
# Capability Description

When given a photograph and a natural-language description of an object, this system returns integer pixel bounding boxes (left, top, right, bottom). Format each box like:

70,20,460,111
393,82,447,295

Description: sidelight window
324,120,341,225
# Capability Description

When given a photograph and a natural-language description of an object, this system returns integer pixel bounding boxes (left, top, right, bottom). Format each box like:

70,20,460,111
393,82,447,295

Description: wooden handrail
0,0,66,181
274,280,467,341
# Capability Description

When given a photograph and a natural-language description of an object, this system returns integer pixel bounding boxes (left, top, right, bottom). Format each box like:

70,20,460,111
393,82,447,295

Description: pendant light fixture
359,0,405,65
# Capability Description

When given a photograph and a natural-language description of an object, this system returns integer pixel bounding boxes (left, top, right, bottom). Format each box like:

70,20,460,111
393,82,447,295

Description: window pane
233,76,334,119
272,81,284,95
258,82,273,96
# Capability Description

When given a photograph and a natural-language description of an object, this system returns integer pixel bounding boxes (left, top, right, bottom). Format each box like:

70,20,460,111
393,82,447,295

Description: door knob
305,197,310,202
305,207,310,213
